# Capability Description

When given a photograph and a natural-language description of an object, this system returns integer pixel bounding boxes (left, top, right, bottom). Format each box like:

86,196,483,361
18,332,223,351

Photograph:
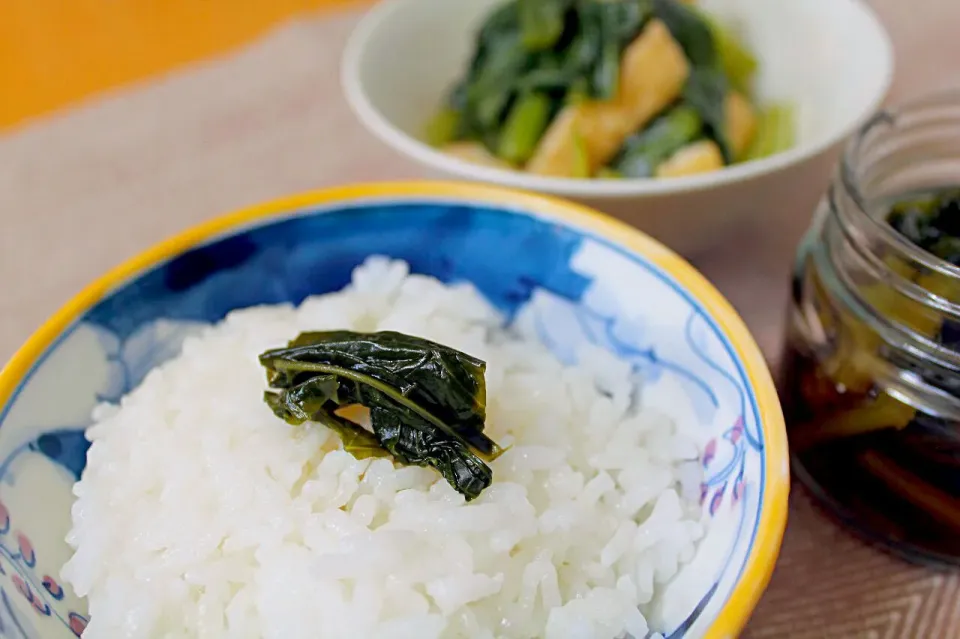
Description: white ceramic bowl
341,0,894,254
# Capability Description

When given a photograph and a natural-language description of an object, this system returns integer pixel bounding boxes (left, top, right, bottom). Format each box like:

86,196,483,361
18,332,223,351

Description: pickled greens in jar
782,187,960,564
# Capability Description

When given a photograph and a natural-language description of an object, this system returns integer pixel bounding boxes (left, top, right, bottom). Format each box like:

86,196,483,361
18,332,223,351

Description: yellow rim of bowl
0,180,788,637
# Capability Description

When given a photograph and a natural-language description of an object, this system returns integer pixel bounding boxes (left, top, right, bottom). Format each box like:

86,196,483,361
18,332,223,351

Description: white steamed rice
62,257,706,639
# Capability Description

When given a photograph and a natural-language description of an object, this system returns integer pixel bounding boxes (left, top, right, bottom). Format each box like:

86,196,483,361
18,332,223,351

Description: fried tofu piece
443,142,512,170
525,103,630,178
725,91,758,160
615,20,691,128
655,140,724,178
527,19,690,178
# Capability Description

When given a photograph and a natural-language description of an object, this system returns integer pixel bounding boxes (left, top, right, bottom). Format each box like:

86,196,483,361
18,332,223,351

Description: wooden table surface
1,1,960,636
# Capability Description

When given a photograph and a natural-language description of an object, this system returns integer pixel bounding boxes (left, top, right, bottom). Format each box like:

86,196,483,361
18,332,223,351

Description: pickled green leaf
259,330,501,500
265,387,386,460
888,189,960,265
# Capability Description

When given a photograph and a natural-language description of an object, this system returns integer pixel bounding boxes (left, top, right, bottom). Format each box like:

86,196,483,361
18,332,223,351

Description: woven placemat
2,3,959,636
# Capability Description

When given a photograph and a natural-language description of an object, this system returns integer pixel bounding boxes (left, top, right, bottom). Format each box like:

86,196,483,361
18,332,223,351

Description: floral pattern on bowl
0,186,786,638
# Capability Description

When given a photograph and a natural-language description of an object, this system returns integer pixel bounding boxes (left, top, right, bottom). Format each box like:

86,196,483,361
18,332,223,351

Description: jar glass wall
781,88,960,566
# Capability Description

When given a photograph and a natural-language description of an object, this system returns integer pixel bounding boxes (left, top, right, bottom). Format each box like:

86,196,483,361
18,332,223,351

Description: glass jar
780,88,960,567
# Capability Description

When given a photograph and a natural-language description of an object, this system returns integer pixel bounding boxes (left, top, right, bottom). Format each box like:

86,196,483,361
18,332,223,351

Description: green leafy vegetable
498,91,554,164
467,40,530,134
455,4,533,146
591,6,624,100
564,77,591,105
683,67,732,163
259,330,502,500
430,0,787,175
650,0,735,164
611,105,702,177
891,192,952,218
474,0,524,66
743,102,795,161
518,56,576,94
596,167,623,179
888,189,960,266
431,0,654,159
265,389,386,460
571,128,591,177
562,3,601,80
576,0,651,100
425,108,463,147
592,36,621,101
609,0,653,45
518,0,572,51
652,0,717,69
705,15,757,94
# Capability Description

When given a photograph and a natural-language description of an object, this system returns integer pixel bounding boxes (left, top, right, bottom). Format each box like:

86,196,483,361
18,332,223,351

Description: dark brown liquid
780,307,960,566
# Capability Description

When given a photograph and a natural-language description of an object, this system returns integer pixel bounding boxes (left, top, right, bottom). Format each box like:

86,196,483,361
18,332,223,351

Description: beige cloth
1,3,959,637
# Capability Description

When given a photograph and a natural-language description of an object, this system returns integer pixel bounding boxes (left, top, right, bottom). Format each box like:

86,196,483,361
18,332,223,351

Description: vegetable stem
700,12,756,93
425,108,462,147
498,92,553,164
683,67,732,163
744,103,796,161
571,127,591,178
518,0,569,51
789,394,916,451
612,105,702,177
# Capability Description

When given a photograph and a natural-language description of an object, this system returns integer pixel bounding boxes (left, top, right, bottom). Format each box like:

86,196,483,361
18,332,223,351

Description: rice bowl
0,182,788,638
64,257,706,638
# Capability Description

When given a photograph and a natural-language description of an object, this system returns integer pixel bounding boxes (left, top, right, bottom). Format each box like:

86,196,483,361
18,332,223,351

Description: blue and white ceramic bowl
0,182,787,638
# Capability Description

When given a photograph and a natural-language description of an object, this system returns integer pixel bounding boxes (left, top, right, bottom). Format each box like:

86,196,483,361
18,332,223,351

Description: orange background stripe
0,0,365,130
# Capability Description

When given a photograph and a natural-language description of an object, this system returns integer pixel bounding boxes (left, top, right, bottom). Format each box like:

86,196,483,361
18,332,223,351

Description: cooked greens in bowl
426,0,795,179
343,0,892,253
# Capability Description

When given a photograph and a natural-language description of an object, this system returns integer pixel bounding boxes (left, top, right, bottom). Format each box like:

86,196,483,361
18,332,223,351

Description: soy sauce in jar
781,91,960,566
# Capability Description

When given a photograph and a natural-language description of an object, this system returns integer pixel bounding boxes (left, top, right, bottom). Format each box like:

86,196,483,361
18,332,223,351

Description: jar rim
840,86,960,281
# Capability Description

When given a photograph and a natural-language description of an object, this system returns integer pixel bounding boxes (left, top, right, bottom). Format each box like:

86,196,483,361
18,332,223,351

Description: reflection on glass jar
780,89,960,566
